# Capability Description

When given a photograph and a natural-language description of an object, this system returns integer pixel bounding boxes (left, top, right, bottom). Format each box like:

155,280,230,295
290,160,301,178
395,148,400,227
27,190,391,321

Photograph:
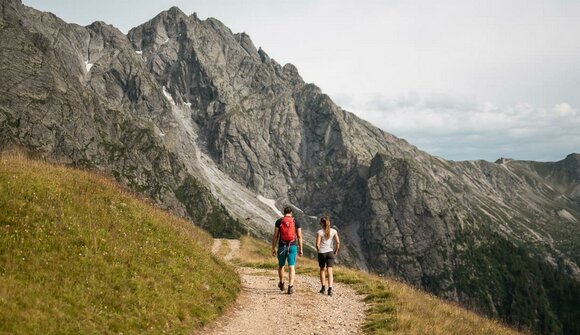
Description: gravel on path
205,239,367,334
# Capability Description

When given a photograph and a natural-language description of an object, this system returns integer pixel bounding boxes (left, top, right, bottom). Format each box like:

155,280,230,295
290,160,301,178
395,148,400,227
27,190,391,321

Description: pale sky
23,0,580,162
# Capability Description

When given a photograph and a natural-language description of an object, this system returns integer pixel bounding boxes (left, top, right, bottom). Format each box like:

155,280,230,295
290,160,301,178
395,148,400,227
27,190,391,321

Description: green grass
0,153,240,334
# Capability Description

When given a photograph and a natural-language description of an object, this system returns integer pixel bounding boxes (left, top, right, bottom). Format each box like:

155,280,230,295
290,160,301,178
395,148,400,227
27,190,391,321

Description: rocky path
223,239,239,261
211,239,222,255
204,239,367,335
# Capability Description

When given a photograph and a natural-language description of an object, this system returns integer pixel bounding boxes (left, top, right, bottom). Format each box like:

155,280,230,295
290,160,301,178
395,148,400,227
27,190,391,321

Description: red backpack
279,216,296,244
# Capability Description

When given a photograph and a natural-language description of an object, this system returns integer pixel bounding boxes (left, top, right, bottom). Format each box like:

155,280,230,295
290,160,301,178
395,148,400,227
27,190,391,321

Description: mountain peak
558,153,580,182
565,153,580,162
87,20,120,32
3,0,22,6
234,32,260,60
166,6,185,17
257,47,270,63
494,157,513,164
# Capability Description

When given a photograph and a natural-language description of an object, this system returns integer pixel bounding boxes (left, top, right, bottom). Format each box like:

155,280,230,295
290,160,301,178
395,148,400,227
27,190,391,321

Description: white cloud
335,93,580,162
553,103,577,117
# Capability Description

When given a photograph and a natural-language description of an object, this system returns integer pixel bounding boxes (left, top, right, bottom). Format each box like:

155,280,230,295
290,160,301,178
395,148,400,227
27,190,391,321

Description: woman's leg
317,253,326,286
327,266,333,288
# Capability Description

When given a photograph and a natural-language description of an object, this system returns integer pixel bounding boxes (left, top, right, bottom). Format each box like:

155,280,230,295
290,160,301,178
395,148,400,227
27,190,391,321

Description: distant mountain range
1,1,578,333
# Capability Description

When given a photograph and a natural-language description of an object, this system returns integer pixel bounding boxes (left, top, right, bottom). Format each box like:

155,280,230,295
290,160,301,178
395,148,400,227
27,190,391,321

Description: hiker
271,206,303,294
316,216,340,296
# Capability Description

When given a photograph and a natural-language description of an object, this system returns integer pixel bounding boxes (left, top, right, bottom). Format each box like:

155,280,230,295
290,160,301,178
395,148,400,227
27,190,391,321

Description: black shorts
318,252,335,268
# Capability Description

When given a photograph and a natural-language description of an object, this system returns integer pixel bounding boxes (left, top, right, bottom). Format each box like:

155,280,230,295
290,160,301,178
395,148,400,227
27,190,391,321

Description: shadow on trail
241,287,281,294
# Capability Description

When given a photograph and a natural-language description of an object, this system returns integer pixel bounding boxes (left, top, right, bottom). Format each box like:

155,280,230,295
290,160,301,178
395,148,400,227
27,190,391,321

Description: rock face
1,2,579,333
0,0,243,237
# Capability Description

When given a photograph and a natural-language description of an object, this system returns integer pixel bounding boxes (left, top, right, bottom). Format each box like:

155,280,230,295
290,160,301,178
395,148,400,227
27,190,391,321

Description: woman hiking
316,216,340,296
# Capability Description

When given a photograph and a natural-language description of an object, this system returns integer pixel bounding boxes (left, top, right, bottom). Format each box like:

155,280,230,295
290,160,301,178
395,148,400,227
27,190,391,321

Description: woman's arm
316,233,321,253
333,232,340,255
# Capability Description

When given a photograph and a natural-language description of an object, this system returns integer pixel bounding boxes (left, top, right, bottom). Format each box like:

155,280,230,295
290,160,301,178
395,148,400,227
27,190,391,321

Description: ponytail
321,216,331,239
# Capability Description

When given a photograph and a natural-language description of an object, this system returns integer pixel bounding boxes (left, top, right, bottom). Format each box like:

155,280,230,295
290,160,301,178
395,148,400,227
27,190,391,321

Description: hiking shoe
319,286,326,294
288,285,294,294
328,287,333,296
278,282,285,291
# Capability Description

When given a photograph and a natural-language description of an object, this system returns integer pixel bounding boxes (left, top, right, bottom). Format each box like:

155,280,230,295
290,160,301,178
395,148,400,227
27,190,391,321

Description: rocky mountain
1,1,579,333
0,0,247,237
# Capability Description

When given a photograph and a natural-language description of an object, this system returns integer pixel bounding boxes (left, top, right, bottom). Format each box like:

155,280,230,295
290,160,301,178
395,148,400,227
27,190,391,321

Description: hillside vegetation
0,153,239,334
235,236,523,335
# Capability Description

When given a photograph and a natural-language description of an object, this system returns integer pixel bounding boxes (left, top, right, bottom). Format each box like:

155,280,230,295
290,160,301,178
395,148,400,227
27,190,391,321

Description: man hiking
271,206,303,294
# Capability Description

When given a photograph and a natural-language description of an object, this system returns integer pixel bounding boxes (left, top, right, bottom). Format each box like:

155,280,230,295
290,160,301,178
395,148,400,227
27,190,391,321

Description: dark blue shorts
277,245,297,267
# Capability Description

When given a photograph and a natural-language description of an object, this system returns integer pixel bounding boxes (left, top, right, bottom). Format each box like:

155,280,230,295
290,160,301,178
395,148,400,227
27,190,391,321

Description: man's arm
271,228,279,256
333,232,340,255
297,228,303,256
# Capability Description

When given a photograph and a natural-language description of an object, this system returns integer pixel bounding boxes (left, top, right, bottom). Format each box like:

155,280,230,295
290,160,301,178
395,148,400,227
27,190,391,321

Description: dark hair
283,207,292,214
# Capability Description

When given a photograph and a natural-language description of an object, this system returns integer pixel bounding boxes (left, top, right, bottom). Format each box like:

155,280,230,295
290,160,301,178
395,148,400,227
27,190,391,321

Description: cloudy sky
24,0,580,162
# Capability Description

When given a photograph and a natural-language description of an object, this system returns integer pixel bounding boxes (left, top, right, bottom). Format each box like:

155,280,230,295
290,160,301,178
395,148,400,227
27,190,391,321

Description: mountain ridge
1,2,579,333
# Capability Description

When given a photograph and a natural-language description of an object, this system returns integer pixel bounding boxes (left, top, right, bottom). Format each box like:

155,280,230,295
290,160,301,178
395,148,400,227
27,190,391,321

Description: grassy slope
0,153,240,334
236,236,522,335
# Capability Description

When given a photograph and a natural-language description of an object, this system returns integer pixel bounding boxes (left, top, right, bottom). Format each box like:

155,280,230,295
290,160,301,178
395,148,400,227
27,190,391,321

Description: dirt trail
205,239,367,335
223,239,239,261
211,239,222,255
211,239,240,261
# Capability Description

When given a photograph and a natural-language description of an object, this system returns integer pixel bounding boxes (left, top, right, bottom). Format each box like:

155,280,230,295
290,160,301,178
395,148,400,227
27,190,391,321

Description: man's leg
287,245,297,293
277,248,286,291
278,266,285,283
289,265,295,286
